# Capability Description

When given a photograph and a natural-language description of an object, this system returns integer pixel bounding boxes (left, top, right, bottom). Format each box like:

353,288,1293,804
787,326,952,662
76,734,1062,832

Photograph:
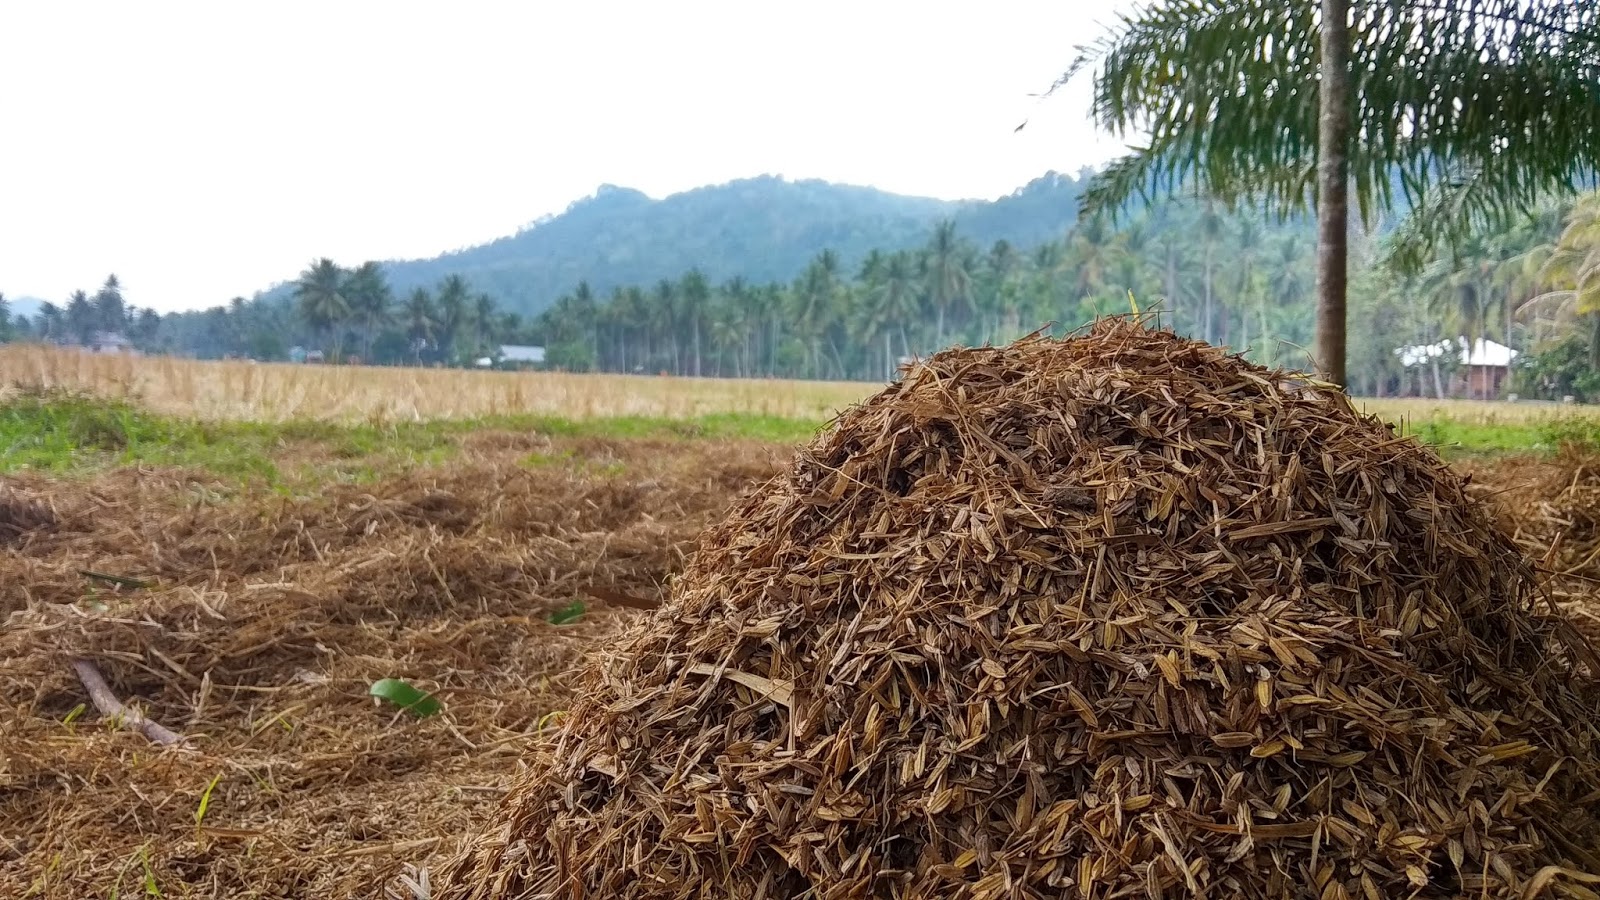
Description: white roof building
499,345,546,364
1396,337,1517,368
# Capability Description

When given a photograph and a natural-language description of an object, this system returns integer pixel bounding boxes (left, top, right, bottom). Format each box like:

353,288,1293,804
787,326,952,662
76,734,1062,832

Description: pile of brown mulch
436,321,1600,900
0,436,784,898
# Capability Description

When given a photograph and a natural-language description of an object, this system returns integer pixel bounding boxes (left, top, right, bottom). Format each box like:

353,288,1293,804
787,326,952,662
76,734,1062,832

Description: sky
0,1,1137,313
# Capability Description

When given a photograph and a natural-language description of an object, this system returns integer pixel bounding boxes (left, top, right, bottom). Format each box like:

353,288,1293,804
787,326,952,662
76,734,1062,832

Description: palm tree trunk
1164,245,1178,330
1314,0,1352,386
1258,292,1271,367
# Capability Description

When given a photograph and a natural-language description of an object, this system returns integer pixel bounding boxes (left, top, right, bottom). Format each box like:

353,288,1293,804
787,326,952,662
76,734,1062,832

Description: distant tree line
0,265,534,368
532,205,1322,381
0,276,152,347
504,190,1600,400
5,188,1600,401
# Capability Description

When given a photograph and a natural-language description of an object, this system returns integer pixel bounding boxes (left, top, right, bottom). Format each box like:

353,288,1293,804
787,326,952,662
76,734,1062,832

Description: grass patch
1388,414,1600,457
499,411,826,444
0,389,829,483
0,389,280,480
14,387,1597,480
0,389,459,483
1395,418,1550,457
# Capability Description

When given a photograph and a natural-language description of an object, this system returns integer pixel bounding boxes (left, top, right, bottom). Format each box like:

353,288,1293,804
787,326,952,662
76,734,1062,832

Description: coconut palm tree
866,251,923,378
93,275,127,334
925,221,970,349
1524,194,1600,364
63,290,95,345
402,288,435,364
472,292,496,356
36,301,62,342
343,261,392,361
433,275,471,364
294,259,351,359
1062,0,1600,386
678,268,711,378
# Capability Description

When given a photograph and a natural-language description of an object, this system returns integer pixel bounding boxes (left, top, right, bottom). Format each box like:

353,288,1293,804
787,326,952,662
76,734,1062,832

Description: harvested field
0,430,786,897
2,333,1599,899
0,343,874,423
1462,450,1600,649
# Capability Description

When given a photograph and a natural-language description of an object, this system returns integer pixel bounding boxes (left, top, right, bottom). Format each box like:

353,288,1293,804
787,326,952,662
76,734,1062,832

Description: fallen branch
70,658,189,747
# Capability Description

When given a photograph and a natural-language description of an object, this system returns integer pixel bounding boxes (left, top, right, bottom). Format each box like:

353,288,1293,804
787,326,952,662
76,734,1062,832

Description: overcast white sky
0,1,1136,313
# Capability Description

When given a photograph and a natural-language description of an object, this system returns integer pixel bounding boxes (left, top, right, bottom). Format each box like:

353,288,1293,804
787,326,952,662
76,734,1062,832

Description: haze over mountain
258,171,1094,317
6,297,45,320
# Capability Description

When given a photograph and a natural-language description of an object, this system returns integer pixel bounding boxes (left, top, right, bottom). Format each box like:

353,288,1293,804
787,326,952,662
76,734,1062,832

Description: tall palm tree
472,292,497,355
294,258,351,359
37,301,62,342
1196,205,1228,344
617,285,649,372
1232,218,1264,355
343,261,392,362
719,277,753,378
1063,0,1600,386
434,275,470,363
93,274,127,334
793,251,841,378
1524,194,1600,365
650,279,679,374
983,240,1022,342
678,269,711,378
1065,215,1126,318
925,221,970,348
402,287,435,364
866,251,923,378
1265,237,1311,365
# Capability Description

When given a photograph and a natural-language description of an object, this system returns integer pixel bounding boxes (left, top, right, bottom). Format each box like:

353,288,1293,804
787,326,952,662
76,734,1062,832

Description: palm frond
1068,0,1600,263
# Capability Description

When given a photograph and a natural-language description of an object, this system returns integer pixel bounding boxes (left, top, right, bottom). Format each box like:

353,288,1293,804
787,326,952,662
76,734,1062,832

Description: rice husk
437,320,1600,900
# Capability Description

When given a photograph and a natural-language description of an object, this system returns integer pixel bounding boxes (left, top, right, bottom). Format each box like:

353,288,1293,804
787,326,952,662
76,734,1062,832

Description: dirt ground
1,433,1596,899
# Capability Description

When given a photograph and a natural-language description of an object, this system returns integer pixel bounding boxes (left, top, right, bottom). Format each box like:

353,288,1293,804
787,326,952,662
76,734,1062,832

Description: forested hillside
249,172,1092,318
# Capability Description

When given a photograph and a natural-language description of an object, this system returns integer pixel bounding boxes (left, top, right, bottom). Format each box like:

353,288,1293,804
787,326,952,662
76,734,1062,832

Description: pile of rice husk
436,321,1600,900
0,435,783,898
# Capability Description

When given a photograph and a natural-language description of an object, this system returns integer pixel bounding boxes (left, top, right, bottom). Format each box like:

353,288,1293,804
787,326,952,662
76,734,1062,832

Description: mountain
261,172,1094,317
6,296,45,319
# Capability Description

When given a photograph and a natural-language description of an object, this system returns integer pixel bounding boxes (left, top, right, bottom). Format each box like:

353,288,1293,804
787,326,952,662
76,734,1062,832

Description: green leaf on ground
549,601,586,625
368,678,442,718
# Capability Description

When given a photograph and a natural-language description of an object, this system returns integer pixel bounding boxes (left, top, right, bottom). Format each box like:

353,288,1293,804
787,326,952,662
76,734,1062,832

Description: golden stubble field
6,343,1600,428
1,346,1598,898
0,345,876,422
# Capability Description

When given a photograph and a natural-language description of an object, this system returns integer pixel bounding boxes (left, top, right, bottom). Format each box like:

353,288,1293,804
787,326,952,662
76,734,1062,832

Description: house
85,331,138,355
1395,337,1517,399
497,345,546,369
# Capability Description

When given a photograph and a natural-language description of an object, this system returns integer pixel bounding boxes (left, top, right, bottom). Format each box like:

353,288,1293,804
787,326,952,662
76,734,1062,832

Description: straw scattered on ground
438,321,1600,900
6,336,1600,899
1464,448,1600,649
0,484,55,547
0,434,785,898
